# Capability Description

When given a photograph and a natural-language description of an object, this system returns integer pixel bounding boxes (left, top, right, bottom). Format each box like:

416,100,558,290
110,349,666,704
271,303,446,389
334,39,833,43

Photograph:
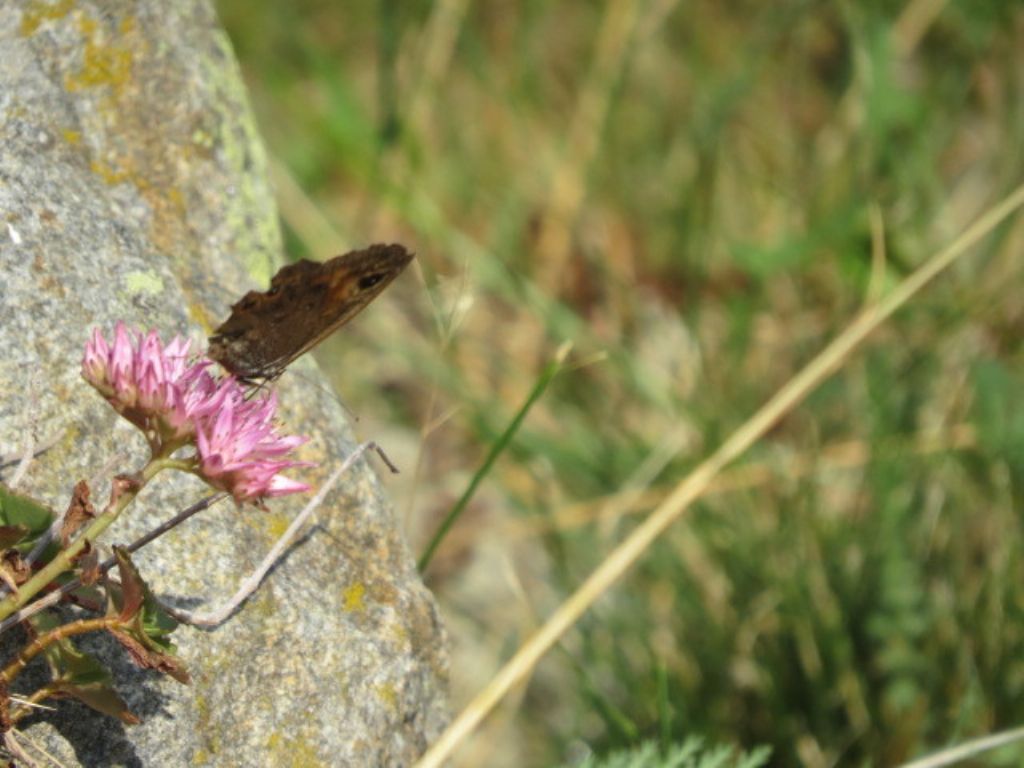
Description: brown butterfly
209,243,414,381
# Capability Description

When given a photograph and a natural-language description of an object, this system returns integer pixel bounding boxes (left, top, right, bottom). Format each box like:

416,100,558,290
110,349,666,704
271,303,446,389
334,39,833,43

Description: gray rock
0,1,448,765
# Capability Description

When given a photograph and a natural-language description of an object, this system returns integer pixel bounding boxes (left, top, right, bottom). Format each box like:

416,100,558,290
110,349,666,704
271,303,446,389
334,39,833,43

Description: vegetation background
214,1,1024,766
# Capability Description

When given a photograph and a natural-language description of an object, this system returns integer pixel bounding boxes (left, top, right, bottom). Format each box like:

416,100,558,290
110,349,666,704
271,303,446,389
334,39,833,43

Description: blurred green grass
215,1,1024,765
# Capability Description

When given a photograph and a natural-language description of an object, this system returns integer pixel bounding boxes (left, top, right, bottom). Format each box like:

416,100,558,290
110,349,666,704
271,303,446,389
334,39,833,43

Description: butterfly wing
209,243,413,380
277,245,414,363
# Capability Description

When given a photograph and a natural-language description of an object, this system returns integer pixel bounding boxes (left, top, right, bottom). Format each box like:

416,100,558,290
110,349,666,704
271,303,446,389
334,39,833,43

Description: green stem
8,681,61,726
0,456,181,621
1,616,118,684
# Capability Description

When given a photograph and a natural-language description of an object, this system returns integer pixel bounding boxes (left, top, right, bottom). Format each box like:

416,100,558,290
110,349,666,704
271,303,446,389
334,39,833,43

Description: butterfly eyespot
208,244,414,381
358,273,385,290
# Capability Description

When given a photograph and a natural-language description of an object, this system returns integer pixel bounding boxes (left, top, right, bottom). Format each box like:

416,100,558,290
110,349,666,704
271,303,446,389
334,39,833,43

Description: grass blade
417,341,573,573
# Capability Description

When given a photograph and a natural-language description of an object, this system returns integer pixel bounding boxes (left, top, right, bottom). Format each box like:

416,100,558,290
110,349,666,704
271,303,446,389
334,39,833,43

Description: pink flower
82,324,311,503
193,382,312,503
83,322,204,441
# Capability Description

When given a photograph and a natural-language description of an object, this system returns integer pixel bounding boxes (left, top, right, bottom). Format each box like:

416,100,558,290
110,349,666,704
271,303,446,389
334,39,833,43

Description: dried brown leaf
113,548,144,621
61,480,95,545
0,549,30,589
75,541,101,585
110,630,190,684
107,474,141,507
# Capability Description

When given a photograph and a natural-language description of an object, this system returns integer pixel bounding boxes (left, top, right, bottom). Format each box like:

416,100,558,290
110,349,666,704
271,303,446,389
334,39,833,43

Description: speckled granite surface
0,2,447,765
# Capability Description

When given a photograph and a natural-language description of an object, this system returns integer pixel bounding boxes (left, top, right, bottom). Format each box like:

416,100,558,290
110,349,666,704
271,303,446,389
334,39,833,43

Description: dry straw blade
415,182,1024,768
898,724,1024,767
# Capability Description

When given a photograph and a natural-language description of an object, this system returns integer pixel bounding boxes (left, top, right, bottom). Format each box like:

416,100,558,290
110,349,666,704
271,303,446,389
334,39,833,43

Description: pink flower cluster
194,389,310,502
82,323,310,503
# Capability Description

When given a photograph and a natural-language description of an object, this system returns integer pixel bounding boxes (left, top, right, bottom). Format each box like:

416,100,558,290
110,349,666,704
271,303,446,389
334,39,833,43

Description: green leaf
29,611,102,680
26,611,139,724
141,595,180,646
110,547,179,644
51,678,141,725
0,483,54,535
